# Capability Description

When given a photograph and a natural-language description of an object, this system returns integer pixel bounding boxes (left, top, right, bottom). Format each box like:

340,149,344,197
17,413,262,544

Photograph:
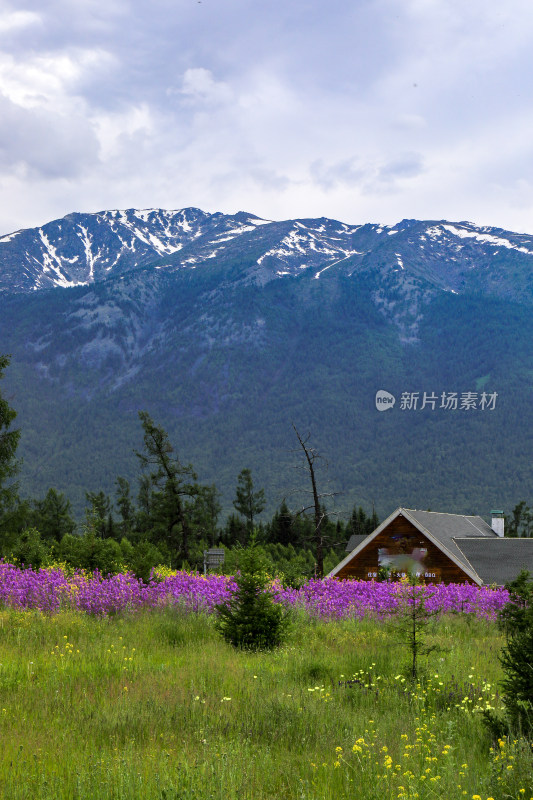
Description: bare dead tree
291,423,339,578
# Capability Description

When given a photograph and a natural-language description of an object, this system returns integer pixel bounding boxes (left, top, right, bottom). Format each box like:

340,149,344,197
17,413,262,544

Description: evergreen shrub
215,538,288,650
498,570,533,737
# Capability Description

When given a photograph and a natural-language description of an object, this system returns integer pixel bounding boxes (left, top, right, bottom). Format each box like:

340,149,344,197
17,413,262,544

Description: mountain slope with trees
0,208,532,522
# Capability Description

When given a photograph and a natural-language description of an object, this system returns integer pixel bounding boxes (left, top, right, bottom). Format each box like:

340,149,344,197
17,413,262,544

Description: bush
11,527,49,569
215,539,288,650
128,540,164,583
55,532,124,575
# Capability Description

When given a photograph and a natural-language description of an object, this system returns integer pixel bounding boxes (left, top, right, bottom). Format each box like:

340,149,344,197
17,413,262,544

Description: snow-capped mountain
1,207,533,517
0,207,374,293
3,208,533,346
2,207,533,301
0,208,259,292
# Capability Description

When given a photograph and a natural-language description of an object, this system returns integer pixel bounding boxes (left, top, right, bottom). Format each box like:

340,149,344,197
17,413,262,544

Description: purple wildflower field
0,561,509,619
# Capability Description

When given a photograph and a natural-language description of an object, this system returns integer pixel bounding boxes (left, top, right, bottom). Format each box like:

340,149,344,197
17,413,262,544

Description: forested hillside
1,208,532,522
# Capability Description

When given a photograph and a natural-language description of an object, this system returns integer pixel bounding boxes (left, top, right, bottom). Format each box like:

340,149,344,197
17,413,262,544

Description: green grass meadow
0,607,531,800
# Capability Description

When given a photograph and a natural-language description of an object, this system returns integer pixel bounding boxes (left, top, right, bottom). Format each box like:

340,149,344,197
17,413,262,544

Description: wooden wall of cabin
336,515,476,584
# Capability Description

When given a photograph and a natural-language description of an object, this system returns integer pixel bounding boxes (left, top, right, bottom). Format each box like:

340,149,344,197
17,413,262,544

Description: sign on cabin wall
376,544,439,581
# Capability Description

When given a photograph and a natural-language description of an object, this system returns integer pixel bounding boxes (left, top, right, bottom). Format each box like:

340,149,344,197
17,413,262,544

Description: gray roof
403,508,497,578
330,507,531,585
453,538,533,586
345,534,368,552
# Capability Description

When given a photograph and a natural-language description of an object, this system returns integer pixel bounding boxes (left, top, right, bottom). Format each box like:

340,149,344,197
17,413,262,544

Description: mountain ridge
3,207,533,294
1,207,532,519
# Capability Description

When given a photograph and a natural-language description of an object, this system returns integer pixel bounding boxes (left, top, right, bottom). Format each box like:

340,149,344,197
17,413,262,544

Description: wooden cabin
329,507,533,586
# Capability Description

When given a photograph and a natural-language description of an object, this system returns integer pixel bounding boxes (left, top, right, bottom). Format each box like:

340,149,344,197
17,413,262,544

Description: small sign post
203,548,225,575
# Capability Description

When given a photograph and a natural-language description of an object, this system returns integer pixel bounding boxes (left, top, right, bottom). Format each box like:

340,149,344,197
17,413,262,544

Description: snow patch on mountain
0,230,22,243
426,223,533,255
76,225,98,282
313,252,357,279
256,222,358,273
38,230,81,288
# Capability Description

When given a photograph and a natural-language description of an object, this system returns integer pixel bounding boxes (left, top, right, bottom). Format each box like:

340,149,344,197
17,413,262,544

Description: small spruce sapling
215,536,287,650
391,575,438,681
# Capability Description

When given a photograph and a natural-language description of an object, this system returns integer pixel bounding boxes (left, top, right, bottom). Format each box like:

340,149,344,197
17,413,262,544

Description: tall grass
0,607,531,799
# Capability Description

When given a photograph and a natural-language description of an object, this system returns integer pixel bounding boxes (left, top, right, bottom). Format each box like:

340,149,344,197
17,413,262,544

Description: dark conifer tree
85,490,113,538
115,476,135,538
215,537,287,650
268,500,293,546
136,411,199,565
498,570,533,735
233,468,265,541
0,355,22,546
346,505,379,538
31,488,76,542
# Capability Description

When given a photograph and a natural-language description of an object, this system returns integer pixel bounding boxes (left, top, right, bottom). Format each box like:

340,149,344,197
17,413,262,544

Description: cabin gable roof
403,509,496,581
328,507,494,585
328,507,403,578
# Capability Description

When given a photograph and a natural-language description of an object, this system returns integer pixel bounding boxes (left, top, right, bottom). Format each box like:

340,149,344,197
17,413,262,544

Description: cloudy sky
1,0,533,234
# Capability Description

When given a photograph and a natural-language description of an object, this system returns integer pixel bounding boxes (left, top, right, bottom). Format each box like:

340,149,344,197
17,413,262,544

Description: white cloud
178,68,232,105
93,104,155,160
0,49,114,113
1,0,533,234
0,93,100,177
0,9,41,33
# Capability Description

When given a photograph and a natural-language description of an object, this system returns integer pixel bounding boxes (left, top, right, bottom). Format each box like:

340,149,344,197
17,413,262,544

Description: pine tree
346,505,379,537
136,411,199,565
32,488,76,542
85,490,113,538
115,477,135,538
391,575,437,681
267,500,293,546
233,468,265,541
215,538,287,650
0,355,21,546
498,570,533,736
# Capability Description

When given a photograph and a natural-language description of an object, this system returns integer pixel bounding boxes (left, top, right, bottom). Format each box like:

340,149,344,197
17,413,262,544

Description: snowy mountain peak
0,208,368,293
2,209,533,345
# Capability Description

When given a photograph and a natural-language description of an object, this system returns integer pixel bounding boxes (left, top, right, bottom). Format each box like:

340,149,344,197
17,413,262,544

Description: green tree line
0,355,378,583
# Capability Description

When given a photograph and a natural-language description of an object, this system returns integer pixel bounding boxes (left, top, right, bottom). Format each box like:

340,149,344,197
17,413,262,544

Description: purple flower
0,561,509,620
